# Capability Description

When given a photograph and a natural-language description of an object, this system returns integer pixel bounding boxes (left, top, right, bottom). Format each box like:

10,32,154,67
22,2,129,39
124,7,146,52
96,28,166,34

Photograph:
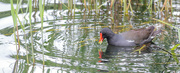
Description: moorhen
99,26,162,46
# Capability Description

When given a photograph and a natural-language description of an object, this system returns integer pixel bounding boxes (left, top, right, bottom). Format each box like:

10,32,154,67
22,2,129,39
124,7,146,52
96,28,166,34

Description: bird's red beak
99,33,104,44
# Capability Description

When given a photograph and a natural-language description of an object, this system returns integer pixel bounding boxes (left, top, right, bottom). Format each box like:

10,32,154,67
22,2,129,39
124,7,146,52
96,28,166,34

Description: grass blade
39,0,45,72
11,0,18,72
152,18,179,30
171,50,179,64
110,0,115,8
178,29,180,42
171,44,180,51
98,0,109,9
128,0,134,15
29,0,35,64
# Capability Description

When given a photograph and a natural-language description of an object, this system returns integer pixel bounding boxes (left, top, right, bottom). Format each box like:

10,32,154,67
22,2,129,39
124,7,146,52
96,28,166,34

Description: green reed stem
74,0,76,19
178,29,180,42
15,19,20,57
20,0,30,65
11,0,22,61
88,0,90,11
59,0,69,9
95,0,98,14
171,44,180,51
68,0,73,13
123,0,127,15
112,0,114,23
11,0,22,72
128,0,134,15
170,0,173,13
39,0,45,71
147,0,153,14
171,43,180,64
29,0,35,64
11,0,17,55
24,30,29,64
152,18,179,29
10,2,17,71
98,0,109,9
13,1,29,64
171,50,179,64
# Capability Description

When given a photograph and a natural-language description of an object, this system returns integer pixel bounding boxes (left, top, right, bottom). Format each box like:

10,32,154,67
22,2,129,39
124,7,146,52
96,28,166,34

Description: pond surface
0,0,180,73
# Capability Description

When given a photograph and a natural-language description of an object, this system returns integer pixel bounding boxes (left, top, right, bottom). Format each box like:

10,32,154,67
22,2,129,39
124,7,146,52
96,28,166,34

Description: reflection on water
0,0,180,73
98,45,168,72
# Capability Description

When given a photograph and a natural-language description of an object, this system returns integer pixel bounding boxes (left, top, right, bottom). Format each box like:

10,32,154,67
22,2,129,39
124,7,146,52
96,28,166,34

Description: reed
59,0,172,19
161,0,167,12
171,50,179,64
171,44,180,51
87,0,91,11
178,29,180,42
10,0,17,55
110,0,115,8
171,44,180,64
69,0,73,15
98,0,109,9
11,0,29,72
84,0,87,9
11,0,18,72
11,0,30,67
148,0,153,14
39,0,45,71
123,0,128,15
28,0,35,64
59,0,69,9
73,0,76,18
15,10,29,65
94,0,97,14
128,0,134,15
131,45,146,54
23,0,30,64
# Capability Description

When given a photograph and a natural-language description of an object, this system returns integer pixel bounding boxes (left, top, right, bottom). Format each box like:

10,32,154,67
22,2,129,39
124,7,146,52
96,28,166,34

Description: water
0,0,180,73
